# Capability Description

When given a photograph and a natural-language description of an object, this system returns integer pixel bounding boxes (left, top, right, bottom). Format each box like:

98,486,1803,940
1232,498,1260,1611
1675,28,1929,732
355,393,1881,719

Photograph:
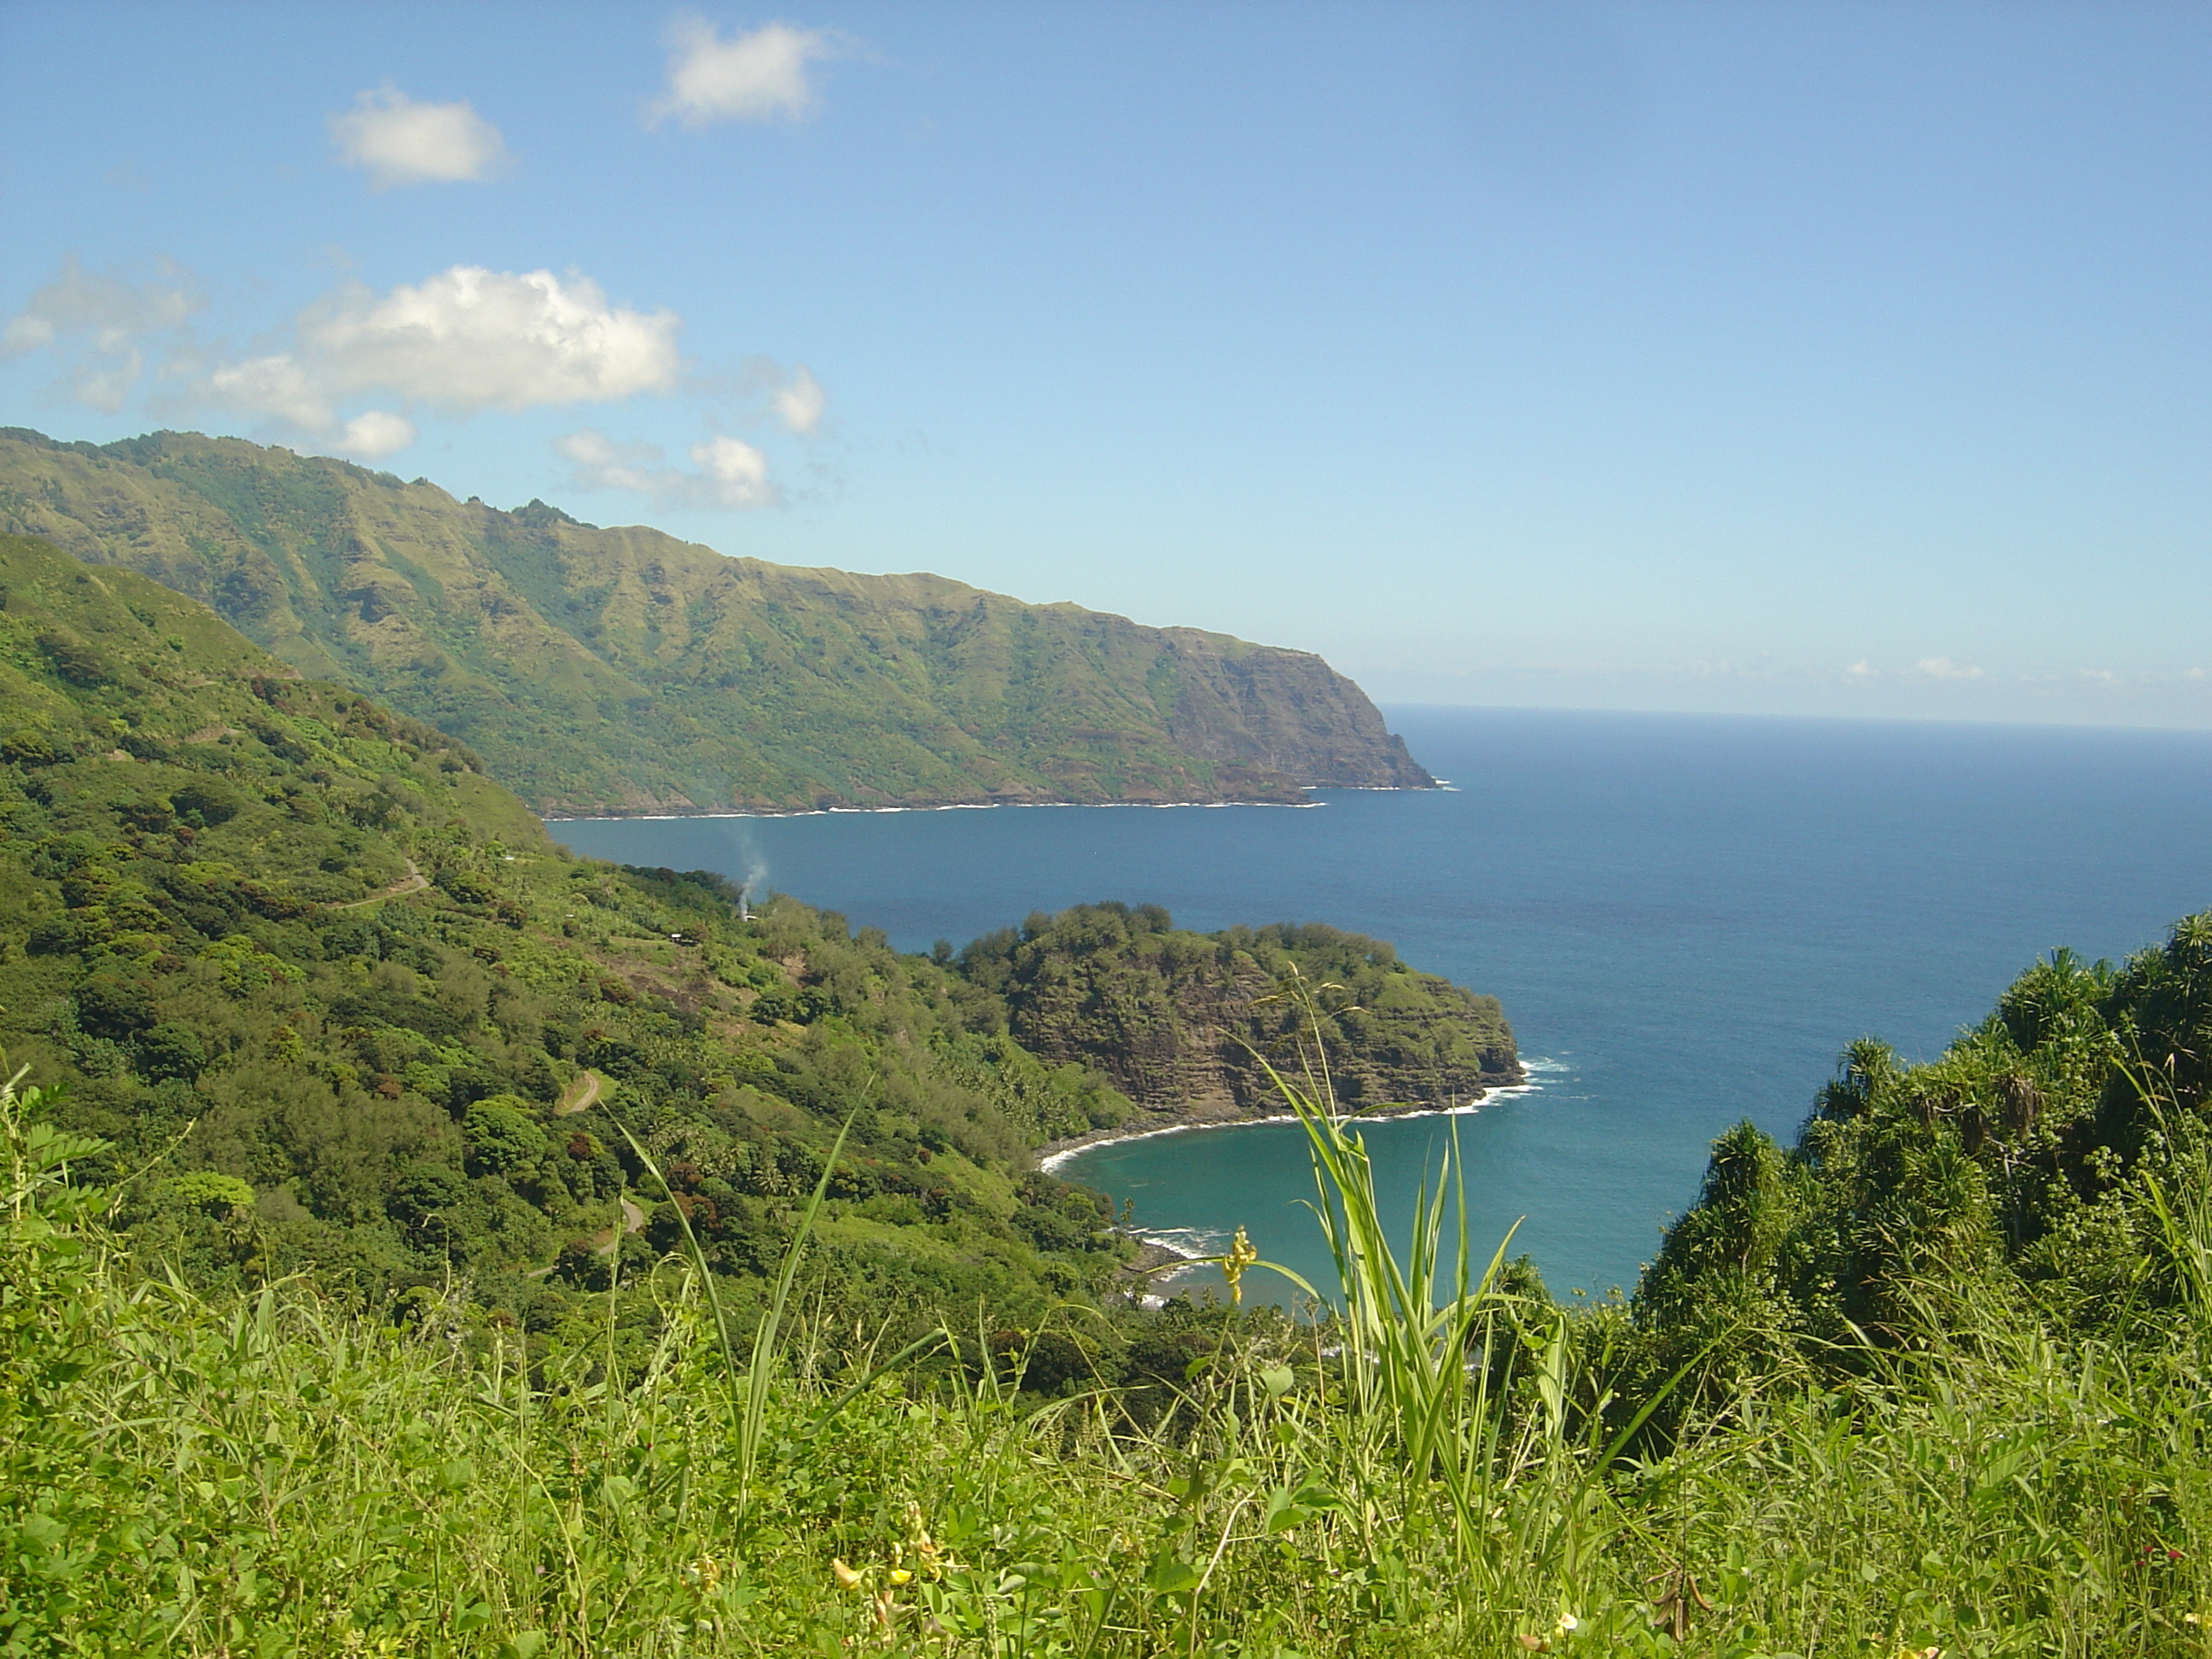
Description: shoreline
1037,1066,1544,1175
538,783,1447,823
542,795,1344,824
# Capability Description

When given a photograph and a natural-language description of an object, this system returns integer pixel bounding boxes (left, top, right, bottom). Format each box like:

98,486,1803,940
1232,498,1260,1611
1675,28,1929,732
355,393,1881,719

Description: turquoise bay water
550,707,2212,1304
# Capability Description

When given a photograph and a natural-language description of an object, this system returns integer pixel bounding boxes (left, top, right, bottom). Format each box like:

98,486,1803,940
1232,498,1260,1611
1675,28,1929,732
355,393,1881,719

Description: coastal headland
0,427,1434,818
962,900,1524,1169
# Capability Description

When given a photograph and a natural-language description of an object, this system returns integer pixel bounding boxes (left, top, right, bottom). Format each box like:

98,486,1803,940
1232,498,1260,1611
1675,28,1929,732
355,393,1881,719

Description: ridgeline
5,533,2210,1653
0,427,1434,816
0,530,1505,1337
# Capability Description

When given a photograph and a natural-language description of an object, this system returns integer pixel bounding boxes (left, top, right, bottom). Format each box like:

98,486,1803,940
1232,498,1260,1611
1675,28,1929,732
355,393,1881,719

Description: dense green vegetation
0,531,1161,1342
5,531,2211,1654
7,926,2211,1655
963,902,1520,1118
0,529,1511,1352
1629,922,2212,1422
0,428,1433,814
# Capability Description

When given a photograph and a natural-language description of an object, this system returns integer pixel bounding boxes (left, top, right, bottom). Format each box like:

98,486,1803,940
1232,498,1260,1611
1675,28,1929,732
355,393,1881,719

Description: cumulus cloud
2,255,199,411
335,410,418,460
1913,657,1984,681
206,354,334,428
4,254,806,486
330,86,509,187
649,18,836,127
207,266,682,432
770,364,826,433
1844,659,1875,679
558,428,773,509
690,434,771,504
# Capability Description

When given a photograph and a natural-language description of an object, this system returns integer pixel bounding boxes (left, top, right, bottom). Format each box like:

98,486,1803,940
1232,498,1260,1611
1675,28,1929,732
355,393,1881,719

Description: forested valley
4,527,2210,1655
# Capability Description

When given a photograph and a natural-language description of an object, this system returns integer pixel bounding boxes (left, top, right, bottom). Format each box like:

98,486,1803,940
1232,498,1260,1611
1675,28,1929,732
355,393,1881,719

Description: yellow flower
1221,1225,1260,1306
831,1558,863,1592
1556,1611,1579,1633
888,1568,913,1586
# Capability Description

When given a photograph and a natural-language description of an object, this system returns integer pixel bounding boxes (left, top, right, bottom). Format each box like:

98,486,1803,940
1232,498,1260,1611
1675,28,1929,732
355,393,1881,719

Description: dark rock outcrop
961,905,1520,1127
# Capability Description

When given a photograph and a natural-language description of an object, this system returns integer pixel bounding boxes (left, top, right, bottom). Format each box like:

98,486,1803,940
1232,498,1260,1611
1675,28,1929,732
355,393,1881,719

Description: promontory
0,428,1435,817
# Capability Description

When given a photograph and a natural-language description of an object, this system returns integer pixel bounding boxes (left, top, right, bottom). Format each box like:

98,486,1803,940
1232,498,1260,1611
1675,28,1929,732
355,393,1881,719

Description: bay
549,707,2212,1305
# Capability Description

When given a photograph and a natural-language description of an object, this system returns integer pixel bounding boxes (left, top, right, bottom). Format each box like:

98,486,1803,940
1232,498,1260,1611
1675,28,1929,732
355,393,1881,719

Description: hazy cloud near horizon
558,428,774,509
0,257,198,412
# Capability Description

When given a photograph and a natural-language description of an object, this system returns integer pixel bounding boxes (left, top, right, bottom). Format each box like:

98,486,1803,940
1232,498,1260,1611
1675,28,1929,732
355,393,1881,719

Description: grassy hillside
6,920,2209,1654
0,428,1435,814
9,532,2206,1653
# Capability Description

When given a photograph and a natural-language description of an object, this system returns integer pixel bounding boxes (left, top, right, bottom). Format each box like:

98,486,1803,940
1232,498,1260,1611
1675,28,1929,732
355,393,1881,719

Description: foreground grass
7,1068,2211,1657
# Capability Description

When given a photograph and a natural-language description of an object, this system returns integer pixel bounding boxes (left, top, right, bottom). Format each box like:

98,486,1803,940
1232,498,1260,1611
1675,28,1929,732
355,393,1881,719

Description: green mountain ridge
0,427,1434,815
0,531,1503,1332
6,529,2212,1653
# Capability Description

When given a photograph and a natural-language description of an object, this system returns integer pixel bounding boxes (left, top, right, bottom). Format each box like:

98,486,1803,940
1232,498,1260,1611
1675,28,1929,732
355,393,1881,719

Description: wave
546,796,1330,824
1042,1060,1557,1175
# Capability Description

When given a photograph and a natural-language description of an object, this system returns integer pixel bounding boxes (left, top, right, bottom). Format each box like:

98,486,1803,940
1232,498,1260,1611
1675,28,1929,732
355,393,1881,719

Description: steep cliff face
0,428,1435,814
958,905,1521,1123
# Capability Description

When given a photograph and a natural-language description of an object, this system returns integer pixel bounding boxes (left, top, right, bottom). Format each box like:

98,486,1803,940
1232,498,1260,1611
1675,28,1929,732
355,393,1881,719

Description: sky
2,1,2209,726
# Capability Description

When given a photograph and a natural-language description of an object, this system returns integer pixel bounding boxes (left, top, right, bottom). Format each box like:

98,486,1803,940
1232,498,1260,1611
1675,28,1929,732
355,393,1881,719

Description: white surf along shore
1045,1062,1557,1290
543,796,1334,824
547,777,1460,824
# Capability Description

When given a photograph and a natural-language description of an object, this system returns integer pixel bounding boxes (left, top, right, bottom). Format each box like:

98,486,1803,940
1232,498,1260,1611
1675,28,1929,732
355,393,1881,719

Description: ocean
549,706,2212,1306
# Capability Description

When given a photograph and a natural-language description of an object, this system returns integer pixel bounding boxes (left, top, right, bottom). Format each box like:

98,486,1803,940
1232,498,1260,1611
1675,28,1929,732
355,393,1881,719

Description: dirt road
329,859,426,911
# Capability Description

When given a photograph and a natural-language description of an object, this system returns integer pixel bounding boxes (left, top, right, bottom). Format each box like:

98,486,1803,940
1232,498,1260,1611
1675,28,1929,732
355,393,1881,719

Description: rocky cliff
0,428,1435,815
958,904,1521,1127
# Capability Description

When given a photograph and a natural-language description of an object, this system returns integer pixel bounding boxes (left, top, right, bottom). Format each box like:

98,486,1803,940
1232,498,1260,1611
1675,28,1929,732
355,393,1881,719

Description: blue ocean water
550,707,2212,1305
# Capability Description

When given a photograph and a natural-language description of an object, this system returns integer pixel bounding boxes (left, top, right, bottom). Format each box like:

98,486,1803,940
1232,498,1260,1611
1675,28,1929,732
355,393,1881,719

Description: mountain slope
0,428,1434,814
0,530,1140,1318
0,533,1513,1336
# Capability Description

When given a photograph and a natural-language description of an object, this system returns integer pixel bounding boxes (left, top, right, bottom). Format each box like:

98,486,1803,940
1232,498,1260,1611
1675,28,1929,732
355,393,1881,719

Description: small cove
550,706,2212,1300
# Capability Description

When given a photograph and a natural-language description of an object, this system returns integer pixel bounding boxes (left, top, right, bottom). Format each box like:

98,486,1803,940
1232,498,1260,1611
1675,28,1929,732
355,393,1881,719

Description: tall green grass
4,1052,2209,1656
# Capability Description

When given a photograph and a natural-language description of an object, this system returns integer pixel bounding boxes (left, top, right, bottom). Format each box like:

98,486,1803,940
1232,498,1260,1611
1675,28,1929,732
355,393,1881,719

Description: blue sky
3,3,2209,725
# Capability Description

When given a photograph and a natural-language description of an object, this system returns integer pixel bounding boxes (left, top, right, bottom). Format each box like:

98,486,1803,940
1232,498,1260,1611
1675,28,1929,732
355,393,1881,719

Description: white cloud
207,354,335,428
208,266,682,429
1844,659,1875,679
2080,667,2117,684
2186,667,2207,680
556,429,666,495
329,86,509,188
649,18,835,127
2,255,199,410
558,428,774,509
690,434,771,504
770,364,826,433
1913,656,1984,681
308,268,680,410
336,410,417,461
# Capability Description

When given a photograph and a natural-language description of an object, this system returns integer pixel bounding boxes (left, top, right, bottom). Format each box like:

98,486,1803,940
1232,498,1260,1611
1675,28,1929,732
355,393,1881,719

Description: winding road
555,1069,607,1115
329,859,426,911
